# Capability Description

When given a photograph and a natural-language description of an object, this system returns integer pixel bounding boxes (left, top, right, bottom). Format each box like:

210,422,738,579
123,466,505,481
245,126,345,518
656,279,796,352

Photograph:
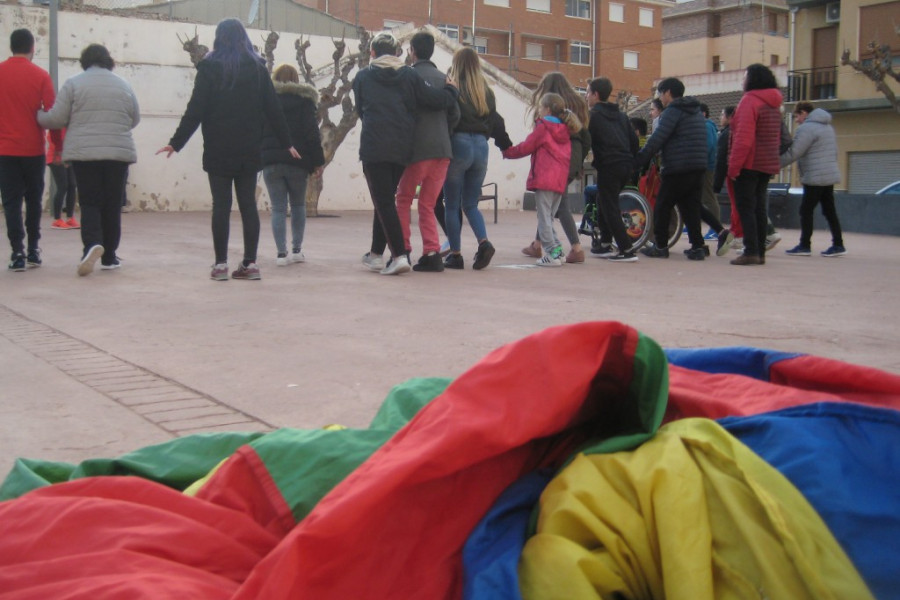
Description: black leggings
208,172,259,265
49,163,77,219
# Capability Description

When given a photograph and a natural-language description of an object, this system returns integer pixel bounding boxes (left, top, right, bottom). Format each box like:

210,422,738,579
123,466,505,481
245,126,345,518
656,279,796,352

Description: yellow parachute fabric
519,418,873,600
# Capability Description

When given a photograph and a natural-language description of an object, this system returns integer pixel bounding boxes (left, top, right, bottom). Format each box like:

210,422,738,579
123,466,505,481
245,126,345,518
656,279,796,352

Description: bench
479,182,498,224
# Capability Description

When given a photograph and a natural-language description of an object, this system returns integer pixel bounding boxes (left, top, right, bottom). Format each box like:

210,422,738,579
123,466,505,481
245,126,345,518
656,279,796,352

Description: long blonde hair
540,93,582,134
449,47,489,116
530,71,589,126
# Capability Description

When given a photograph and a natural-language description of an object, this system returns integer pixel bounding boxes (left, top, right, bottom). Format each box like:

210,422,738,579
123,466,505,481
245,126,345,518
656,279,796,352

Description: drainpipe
49,0,58,92
592,0,598,80
428,0,433,24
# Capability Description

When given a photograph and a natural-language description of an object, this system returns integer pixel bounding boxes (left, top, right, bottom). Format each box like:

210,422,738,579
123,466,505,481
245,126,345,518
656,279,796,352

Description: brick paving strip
0,305,274,436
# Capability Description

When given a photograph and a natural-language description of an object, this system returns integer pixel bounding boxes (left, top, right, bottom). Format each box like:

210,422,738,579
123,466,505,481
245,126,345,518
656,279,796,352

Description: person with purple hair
158,18,300,281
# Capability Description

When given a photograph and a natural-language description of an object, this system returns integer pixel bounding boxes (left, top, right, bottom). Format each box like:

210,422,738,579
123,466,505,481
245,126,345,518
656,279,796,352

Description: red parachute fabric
232,321,653,600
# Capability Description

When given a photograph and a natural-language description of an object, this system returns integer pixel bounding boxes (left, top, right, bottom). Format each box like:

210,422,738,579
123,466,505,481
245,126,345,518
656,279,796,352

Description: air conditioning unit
825,2,840,24
462,28,474,45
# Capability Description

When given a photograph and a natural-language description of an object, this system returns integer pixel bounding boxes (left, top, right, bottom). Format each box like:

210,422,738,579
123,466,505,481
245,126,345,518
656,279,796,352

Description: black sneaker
685,247,706,261
683,245,710,257
412,252,444,272
716,229,735,256
472,240,495,270
8,253,26,272
608,251,638,262
640,246,669,258
590,242,615,257
26,249,42,268
443,253,464,270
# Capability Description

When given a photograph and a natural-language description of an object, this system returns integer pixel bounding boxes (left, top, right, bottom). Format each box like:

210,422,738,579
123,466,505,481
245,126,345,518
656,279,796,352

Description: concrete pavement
2,208,898,478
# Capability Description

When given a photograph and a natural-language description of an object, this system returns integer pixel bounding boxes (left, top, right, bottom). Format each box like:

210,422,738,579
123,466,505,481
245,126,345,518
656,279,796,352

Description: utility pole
49,0,58,92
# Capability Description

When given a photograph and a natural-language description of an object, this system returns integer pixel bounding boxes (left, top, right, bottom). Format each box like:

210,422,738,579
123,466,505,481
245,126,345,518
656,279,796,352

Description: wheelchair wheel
667,205,683,248
615,189,652,251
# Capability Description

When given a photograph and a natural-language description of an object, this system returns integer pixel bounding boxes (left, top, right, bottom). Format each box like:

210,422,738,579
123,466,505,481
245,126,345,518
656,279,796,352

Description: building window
770,54,779,66
527,0,551,12
712,55,721,72
639,8,653,28
484,0,509,7
526,42,543,60
709,13,721,38
437,24,459,41
609,3,624,22
383,20,407,29
566,0,590,19
474,36,488,54
624,50,638,70
571,41,591,65
767,12,779,33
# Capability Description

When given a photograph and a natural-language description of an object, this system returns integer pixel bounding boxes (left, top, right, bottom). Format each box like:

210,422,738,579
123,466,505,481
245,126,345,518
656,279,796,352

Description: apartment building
785,0,900,192
298,0,673,100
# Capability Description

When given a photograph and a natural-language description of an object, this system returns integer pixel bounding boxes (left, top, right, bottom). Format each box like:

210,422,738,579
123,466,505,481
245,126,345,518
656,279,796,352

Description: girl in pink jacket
503,93,582,266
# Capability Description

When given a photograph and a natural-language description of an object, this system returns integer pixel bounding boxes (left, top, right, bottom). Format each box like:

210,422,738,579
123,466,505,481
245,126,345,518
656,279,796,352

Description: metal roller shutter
848,151,900,193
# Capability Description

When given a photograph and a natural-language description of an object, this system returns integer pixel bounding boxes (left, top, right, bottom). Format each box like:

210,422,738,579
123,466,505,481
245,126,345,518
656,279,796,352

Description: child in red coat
503,93,582,266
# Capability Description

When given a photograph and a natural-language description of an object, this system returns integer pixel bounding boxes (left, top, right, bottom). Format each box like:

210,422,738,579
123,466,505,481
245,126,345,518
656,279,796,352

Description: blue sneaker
703,229,719,241
785,245,811,256
821,245,846,257
8,253,26,272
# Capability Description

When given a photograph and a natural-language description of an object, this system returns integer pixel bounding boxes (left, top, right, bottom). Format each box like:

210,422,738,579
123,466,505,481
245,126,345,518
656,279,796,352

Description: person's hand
446,74,456,88
288,146,302,160
156,145,176,158
51,154,63,166
314,166,324,178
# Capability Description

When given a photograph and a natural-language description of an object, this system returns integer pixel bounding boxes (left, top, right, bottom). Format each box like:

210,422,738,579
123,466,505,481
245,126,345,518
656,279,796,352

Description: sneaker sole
473,246,496,270
786,252,811,257
821,253,846,258
100,264,121,270
381,264,411,275
77,245,104,276
608,256,638,262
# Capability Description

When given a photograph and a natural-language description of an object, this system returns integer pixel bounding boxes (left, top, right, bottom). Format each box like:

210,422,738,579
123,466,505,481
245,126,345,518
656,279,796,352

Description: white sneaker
380,255,411,275
536,255,563,267
290,250,305,263
765,232,782,251
77,244,104,276
439,240,451,257
276,253,289,267
362,252,384,272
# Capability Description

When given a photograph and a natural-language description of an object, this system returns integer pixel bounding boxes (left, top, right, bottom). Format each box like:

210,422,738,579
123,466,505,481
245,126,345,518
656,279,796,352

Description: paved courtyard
1,208,898,477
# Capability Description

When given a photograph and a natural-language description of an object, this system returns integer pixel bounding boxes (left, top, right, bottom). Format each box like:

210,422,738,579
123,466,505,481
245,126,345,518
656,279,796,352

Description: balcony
787,67,838,102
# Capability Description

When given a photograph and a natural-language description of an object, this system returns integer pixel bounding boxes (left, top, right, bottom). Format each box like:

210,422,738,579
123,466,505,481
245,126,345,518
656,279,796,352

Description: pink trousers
395,158,450,255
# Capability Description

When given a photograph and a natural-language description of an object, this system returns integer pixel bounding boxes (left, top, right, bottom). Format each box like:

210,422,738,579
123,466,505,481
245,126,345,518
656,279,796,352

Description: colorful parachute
0,322,897,599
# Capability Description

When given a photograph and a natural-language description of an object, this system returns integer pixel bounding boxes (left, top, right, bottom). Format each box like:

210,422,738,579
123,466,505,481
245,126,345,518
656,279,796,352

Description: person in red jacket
503,93,582,267
46,129,79,230
727,64,783,265
0,29,62,272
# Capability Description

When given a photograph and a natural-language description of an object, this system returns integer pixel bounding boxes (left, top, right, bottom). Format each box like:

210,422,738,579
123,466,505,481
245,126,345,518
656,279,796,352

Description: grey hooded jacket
409,59,460,163
38,66,139,163
780,108,841,186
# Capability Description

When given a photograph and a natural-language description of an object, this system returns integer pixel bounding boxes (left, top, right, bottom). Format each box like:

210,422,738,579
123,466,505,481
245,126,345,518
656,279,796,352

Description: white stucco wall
2,5,533,212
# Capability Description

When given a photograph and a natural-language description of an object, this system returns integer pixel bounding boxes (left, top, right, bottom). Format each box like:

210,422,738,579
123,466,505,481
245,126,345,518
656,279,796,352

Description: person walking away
0,29,62,272
394,31,460,273
158,18,300,281
714,106,743,249
352,32,459,276
727,64,783,266
443,47,499,271
260,63,324,267
519,72,590,264
697,103,734,256
634,78,708,260
780,101,845,257
38,44,139,276
46,129,79,230
502,93,581,266
585,77,640,262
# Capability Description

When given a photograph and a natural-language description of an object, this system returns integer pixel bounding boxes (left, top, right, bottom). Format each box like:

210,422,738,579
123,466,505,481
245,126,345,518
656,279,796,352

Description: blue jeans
263,163,309,254
443,133,489,252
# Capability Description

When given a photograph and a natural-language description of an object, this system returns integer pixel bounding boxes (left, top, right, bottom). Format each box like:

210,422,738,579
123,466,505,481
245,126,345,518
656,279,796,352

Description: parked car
875,181,900,195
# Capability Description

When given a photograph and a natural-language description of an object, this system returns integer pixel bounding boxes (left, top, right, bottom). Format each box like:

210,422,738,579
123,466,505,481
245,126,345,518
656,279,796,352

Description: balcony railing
787,67,838,102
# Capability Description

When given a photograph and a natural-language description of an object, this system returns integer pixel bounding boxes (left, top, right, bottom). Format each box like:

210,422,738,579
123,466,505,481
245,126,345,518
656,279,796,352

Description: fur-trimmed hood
273,81,319,104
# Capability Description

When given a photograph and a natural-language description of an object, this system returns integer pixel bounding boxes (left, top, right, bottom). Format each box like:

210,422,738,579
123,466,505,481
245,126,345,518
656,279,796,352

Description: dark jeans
732,169,771,258
71,160,128,264
0,154,45,256
49,163,77,219
655,169,704,250
595,163,634,252
800,184,843,248
208,172,259,265
363,161,406,258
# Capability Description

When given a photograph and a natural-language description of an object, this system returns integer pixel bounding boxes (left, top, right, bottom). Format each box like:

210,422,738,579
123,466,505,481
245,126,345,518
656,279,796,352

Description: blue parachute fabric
665,346,802,380
719,402,900,600
462,469,554,600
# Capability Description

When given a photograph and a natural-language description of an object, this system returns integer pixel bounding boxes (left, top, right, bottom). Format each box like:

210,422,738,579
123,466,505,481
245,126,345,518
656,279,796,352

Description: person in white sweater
779,102,845,257
38,44,140,275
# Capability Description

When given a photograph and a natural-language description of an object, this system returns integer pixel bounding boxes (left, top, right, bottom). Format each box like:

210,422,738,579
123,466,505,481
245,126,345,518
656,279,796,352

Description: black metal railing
786,67,838,102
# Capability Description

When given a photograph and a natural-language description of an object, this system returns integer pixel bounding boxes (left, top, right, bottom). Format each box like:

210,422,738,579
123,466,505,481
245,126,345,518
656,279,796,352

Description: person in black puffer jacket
260,64,325,266
635,77,708,259
158,18,299,282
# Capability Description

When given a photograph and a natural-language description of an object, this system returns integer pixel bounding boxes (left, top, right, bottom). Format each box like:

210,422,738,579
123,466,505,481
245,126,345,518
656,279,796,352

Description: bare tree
263,31,279,74
841,32,900,115
176,28,208,67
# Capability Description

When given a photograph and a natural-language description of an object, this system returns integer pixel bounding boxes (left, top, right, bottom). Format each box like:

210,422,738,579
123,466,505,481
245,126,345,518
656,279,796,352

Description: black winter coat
352,63,458,165
261,81,324,172
169,55,291,176
588,102,638,172
635,96,707,175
